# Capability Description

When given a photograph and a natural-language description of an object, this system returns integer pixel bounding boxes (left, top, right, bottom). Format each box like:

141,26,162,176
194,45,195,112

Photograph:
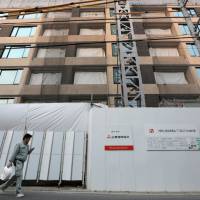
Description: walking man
0,133,35,198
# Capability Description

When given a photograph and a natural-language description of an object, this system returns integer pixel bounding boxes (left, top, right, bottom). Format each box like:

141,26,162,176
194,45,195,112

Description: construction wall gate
1,103,200,192
0,103,89,185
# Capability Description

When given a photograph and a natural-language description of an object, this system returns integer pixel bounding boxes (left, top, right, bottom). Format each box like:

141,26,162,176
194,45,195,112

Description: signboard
105,125,134,151
145,124,200,151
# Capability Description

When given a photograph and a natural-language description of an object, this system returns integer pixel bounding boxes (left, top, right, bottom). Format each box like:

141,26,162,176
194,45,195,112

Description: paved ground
1,188,200,200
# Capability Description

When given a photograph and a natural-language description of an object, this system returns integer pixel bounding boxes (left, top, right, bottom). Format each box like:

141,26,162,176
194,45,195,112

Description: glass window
187,43,200,57
174,10,183,17
2,46,30,58
179,24,190,35
0,98,14,104
113,67,121,84
110,8,115,17
0,12,8,20
0,69,22,84
196,68,200,78
187,8,196,17
11,27,36,37
18,13,42,19
111,24,117,35
112,43,118,57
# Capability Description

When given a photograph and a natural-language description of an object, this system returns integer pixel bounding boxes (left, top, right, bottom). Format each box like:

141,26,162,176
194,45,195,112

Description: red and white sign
105,125,134,151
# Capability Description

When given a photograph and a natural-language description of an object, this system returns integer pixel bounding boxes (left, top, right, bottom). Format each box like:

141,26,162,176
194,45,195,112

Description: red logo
149,128,155,134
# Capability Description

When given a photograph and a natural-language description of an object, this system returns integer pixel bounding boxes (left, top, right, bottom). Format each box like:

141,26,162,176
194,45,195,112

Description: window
0,98,14,104
111,24,117,35
29,72,62,85
74,72,107,84
113,67,121,84
76,48,105,57
80,12,104,17
196,68,200,78
174,10,184,17
11,27,36,37
114,97,123,107
154,72,188,84
196,24,200,36
173,8,196,17
79,29,105,35
187,43,200,57
0,69,22,84
18,13,42,19
110,8,115,17
179,24,190,35
187,8,196,17
2,46,30,58
0,13,8,20
112,43,118,57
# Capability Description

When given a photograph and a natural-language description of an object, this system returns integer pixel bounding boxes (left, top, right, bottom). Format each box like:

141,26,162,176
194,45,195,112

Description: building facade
0,0,200,107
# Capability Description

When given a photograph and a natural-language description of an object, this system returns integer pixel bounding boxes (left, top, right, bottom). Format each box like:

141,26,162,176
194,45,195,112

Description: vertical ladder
115,0,145,107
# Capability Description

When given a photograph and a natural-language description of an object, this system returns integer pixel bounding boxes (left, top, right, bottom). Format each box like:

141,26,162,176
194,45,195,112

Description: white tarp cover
149,48,179,56
80,12,104,17
47,12,72,18
145,29,171,35
74,72,107,84
80,29,105,35
76,48,105,57
88,108,200,192
29,73,62,85
37,48,66,58
154,72,188,84
0,103,90,182
43,29,69,36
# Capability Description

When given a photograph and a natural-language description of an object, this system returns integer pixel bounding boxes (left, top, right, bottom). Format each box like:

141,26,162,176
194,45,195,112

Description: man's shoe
0,186,5,193
16,193,24,198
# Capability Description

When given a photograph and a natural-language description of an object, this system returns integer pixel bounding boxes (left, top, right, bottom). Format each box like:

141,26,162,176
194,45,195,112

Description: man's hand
29,147,35,154
7,161,12,168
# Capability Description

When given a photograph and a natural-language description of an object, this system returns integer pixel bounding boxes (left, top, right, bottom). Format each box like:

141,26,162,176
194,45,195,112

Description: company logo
149,128,155,134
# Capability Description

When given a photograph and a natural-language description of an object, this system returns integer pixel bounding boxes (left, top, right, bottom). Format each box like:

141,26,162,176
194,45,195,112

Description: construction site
0,0,200,198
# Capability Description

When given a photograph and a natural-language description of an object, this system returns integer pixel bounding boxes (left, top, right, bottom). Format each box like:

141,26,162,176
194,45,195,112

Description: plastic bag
0,166,13,181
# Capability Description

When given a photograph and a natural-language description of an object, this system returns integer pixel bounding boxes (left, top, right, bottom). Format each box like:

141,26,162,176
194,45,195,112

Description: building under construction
0,0,199,107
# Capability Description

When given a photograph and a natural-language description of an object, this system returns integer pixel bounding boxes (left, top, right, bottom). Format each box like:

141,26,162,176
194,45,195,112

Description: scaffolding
115,0,145,107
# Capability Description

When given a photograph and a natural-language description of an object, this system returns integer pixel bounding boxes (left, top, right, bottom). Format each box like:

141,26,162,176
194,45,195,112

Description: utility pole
178,0,200,54
115,0,145,107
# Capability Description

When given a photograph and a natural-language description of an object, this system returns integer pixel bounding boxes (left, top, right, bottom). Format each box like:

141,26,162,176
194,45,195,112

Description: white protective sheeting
0,103,90,182
76,48,105,57
88,108,200,192
143,12,166,17
29,73,62,85
154,72,188,84
80,12,104,17
145,29,171,35
149,48,179,56
43,29,69,36
74,72,107,84
37,48,66,58
47,12,72,18
80,29,105,35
